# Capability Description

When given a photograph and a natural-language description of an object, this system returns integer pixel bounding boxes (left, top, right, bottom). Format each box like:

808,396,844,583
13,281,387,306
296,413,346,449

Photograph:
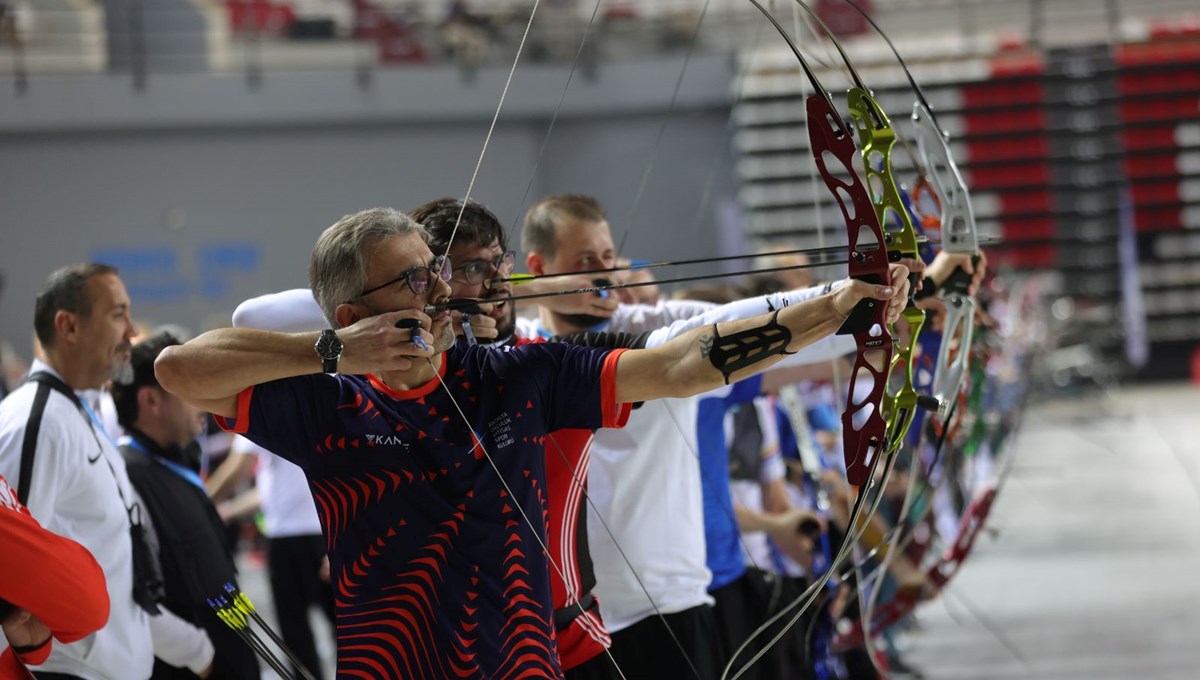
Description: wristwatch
314,329,343,374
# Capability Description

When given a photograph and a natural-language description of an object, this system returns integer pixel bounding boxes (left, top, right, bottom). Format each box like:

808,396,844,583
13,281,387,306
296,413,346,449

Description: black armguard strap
706,310,796,384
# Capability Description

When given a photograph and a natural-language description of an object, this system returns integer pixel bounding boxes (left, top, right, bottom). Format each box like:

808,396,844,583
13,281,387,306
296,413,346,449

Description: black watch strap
315,329,343,374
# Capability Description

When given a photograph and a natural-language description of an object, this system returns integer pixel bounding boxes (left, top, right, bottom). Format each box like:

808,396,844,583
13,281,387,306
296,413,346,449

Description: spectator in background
1,471,110,678
208,436,334,680
112,333,259,680
0,263,213,680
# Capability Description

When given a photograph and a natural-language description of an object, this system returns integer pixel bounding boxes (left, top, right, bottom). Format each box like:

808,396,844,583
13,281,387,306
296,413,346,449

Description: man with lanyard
112,332,260,680
0,264,213,680
158,205,905,679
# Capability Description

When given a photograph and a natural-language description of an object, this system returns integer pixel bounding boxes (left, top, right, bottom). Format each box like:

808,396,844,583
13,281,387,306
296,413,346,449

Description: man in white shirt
519,195,867,678
0,264,213,680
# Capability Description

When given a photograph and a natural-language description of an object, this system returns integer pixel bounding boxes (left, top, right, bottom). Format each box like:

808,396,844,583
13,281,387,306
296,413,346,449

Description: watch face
316,332,343,359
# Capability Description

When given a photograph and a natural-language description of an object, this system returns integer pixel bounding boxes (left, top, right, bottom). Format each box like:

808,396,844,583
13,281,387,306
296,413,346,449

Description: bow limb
439,0,542,258
789,4,962,667
836,0,983,413
912,104,981,412
720,6,924,680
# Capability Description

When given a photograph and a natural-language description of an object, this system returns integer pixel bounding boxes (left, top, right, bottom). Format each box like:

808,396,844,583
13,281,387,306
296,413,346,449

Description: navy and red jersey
510,337,610,669
217,342,630,680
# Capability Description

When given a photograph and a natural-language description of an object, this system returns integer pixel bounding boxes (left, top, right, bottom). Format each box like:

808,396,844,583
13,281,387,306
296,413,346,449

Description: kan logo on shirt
365,434,413,452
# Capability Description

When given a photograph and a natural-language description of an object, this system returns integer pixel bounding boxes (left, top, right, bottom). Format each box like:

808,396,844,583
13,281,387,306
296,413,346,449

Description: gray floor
236,383,1200,680
900,382,1200,680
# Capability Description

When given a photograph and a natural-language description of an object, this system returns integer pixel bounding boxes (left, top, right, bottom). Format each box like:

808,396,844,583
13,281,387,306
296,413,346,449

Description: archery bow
837,0,983,416
819,1,990,653
719,2,931,677
778,6,954,674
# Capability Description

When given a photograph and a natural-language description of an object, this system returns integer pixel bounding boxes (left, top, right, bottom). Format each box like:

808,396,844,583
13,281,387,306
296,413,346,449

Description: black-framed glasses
359,255,452,298
453,250,515,284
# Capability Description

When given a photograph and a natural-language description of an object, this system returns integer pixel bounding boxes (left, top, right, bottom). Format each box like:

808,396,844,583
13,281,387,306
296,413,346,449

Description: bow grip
916,394,941,412
836,274,885,336
942,253,982,297
906,268,920,306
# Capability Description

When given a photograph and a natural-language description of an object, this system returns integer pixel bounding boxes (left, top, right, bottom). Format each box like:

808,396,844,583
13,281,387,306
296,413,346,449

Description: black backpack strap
16,381,51,507
17,371,99,506
27,371,86,411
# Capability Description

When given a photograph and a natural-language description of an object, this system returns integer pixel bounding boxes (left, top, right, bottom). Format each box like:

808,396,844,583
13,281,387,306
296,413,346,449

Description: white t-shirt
0,361,153,680
232,435,323,538
524,301,719,631
530,290,851,632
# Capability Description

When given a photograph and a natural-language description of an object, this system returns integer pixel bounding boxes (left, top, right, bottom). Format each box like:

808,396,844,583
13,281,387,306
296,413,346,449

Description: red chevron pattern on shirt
217,343,630,679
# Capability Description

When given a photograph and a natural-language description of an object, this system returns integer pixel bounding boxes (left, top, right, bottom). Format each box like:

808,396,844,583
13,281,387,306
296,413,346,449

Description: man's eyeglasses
453,251,515,285
359,256,453,298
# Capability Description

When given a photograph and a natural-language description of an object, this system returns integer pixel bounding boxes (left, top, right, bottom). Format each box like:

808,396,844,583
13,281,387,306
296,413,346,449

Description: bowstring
441,0,542,262
502,0,607,248
615,0,715,259
428,8,641,678
724,447,895,680
434,4,735,656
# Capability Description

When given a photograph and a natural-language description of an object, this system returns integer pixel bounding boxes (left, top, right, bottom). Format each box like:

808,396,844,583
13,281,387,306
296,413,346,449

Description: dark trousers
710,569,791,680
268,534,335,680
32,674,85,680
607,604,722,680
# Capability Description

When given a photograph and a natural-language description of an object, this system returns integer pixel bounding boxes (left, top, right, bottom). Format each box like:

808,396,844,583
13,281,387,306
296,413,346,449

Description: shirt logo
365,434,412,452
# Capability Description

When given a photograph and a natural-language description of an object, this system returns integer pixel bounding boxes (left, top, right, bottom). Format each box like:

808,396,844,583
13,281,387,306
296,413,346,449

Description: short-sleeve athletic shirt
217,342,630,680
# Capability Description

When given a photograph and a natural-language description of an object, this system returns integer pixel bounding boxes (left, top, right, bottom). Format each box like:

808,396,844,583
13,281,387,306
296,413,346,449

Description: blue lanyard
119,434,206,492
80,399,119,449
